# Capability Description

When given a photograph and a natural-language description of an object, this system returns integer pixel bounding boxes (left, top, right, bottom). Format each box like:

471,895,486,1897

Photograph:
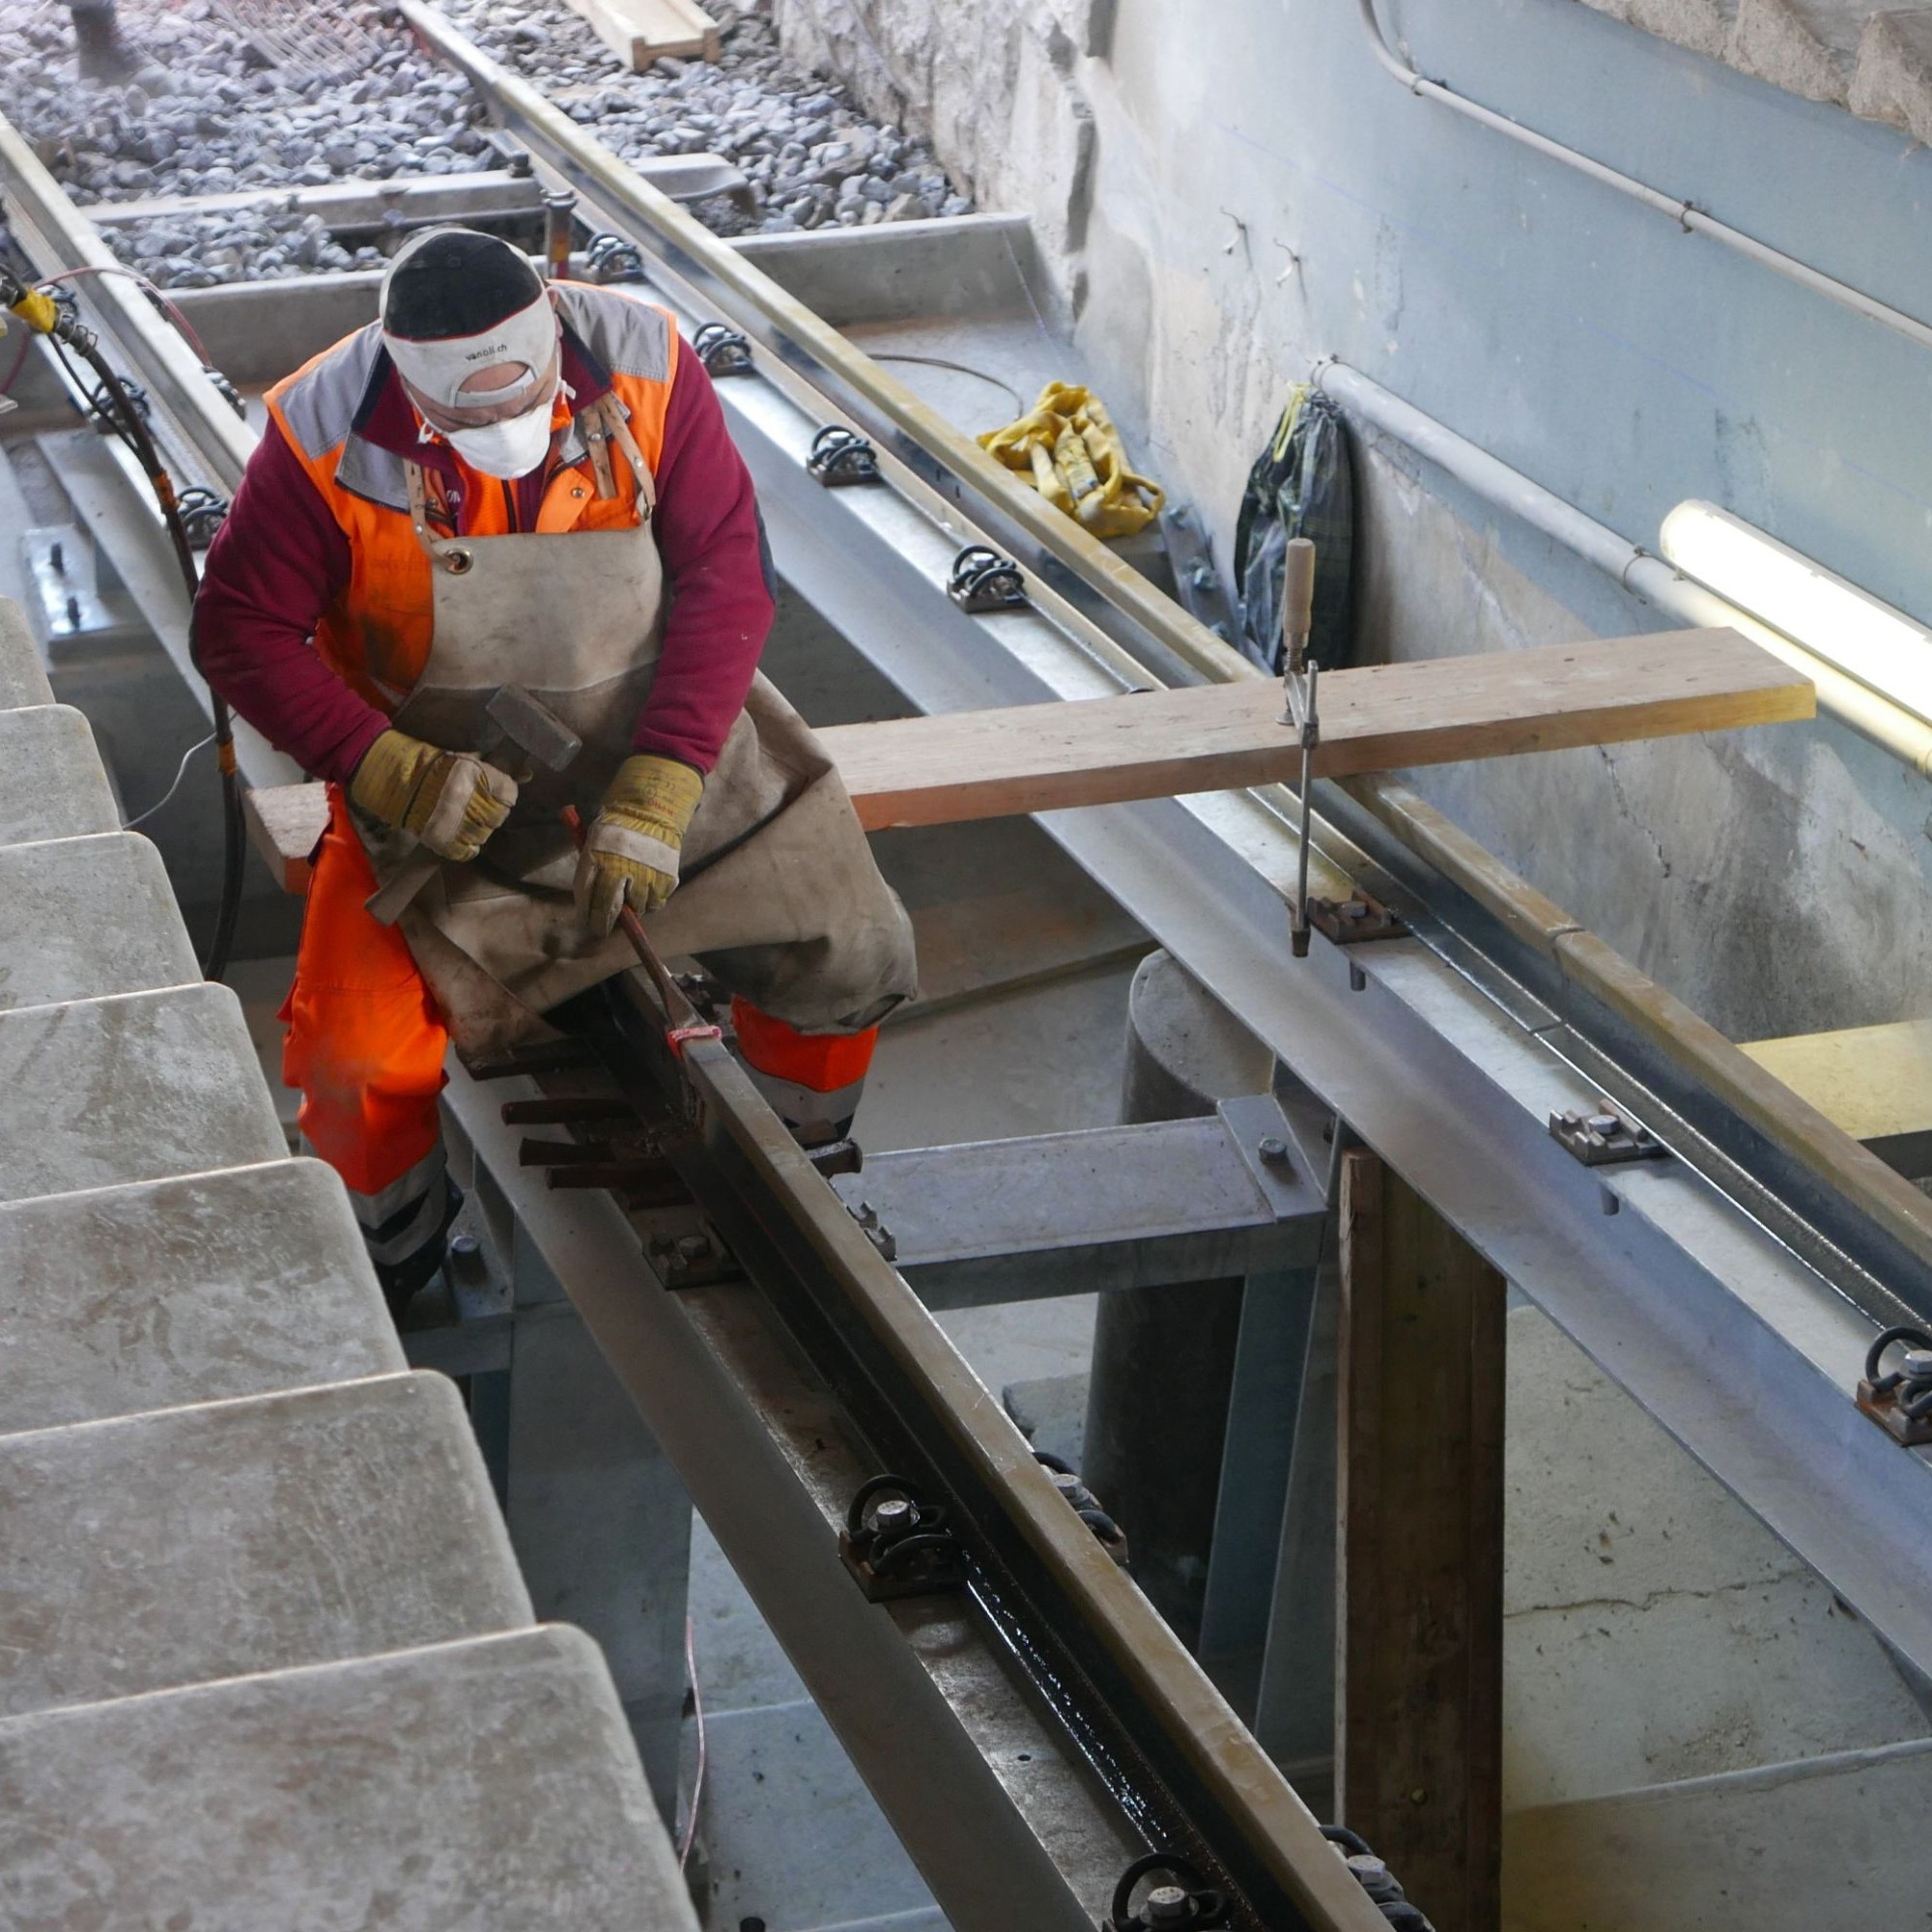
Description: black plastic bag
1233,386,1356,673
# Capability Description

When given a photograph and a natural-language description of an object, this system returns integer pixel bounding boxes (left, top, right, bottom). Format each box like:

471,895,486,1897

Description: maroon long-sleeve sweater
192,320,777,782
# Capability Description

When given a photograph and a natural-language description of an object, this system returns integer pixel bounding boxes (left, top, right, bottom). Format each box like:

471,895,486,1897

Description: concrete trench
4,2,1932,1927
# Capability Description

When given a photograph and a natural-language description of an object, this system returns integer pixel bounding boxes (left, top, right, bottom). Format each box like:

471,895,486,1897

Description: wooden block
1336,1149,1506,1932
823,629,1814,830
1739,1019,1932,1145
244,782,328,895
561,0,721,71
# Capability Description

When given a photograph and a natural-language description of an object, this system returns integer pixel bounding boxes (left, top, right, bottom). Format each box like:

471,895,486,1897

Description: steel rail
578,986,1384,1932
386,0,1932,1296
391,0,1257,693
440,1060,1146,1932
0,112,252,492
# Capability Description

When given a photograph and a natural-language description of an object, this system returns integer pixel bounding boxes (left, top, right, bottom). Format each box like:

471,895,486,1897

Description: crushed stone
0,0,973,287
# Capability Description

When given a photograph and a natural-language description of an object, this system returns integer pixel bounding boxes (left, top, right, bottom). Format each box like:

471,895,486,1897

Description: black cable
44,319,246,981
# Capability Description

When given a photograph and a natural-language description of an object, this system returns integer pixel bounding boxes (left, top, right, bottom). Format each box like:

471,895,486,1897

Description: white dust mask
441,401,556,479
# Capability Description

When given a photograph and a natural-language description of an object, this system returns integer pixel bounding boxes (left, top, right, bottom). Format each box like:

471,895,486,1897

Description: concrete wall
772,0,1932,1042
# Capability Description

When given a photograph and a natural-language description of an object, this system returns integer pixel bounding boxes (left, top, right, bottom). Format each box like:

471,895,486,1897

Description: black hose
59,329,245,980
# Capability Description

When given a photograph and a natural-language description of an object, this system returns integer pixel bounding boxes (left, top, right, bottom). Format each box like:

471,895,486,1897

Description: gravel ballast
0,0,972,287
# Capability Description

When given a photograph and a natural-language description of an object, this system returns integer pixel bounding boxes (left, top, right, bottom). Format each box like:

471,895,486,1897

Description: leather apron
351,395,918,1060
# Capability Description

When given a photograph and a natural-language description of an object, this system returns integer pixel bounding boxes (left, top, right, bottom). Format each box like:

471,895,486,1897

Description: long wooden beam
244,628,1811,888
824,628,1812,829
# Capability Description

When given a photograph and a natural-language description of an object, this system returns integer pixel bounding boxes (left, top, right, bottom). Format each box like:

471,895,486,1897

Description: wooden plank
560,0,721,70
1336,1150,1505,1932
821,628,1812,829
242,628,1811,893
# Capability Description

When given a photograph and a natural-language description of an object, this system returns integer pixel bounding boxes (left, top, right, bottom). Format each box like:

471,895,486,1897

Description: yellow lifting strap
977,381,1165,540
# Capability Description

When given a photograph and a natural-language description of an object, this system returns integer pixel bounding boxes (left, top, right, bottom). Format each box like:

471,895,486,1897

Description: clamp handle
1281,535,1317,672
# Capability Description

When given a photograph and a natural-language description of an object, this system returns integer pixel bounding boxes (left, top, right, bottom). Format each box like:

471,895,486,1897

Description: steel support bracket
693,322,753,377
21,525,112,642
1307,890,1406,946
806,423,880,487
839,1474,967,1602
1548,1105,1667,1167
948,543,1027,612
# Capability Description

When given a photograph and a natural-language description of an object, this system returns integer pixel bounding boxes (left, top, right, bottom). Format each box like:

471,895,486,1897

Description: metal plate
19,525,111,646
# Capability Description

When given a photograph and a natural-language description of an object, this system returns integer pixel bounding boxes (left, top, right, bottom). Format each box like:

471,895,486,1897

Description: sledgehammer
364,683,582,925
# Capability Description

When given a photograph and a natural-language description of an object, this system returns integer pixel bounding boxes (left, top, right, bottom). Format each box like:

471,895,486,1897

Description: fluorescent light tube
1661,500,1932,723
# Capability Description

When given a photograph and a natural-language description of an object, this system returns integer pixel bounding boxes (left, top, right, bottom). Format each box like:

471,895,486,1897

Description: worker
194,227,917,1313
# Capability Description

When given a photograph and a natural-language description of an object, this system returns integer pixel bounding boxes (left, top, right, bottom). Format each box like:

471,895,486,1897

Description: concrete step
0,1626,700,1931
0,595,54,708
0,831,198,1009
0,702,118,844
0,1160,399,1436
0,982,287,1205
0,1372,530,1721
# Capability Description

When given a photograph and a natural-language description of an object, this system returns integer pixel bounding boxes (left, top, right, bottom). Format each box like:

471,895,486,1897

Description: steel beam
0,115,252,492
830,1107,1323,1309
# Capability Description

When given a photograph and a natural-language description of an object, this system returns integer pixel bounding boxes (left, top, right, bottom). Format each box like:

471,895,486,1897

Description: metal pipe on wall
1310,356,1932,777
1354,0,1932,359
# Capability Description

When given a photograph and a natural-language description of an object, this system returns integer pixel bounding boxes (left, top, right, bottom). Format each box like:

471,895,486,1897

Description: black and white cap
379,227,556,412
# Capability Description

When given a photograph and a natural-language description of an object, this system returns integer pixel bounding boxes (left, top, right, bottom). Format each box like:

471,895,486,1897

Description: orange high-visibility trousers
286,786,881,1240
281,785,450,1258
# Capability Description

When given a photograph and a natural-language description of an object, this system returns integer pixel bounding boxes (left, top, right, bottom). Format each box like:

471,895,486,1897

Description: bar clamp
1277,535,1321,958
1103,1853,1231,1930
694,322,753,378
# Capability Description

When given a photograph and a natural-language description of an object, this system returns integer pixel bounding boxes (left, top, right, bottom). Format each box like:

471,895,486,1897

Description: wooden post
1335,1150,1505,1932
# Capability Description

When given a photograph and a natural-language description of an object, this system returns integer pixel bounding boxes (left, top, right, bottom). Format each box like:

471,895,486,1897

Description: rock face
0,0,973,286
1573,0,1932,136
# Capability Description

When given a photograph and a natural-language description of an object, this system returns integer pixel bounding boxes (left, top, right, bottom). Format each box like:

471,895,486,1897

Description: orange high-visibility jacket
264,282,680,713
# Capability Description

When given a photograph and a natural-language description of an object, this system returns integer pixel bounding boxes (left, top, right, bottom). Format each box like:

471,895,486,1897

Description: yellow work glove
575,753,704,935
349,727,518,862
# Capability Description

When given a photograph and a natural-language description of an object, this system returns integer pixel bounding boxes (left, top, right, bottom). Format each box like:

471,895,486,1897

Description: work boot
371,1173,462,1322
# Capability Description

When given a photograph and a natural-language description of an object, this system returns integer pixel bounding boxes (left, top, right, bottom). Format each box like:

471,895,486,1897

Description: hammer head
486,683,582,773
